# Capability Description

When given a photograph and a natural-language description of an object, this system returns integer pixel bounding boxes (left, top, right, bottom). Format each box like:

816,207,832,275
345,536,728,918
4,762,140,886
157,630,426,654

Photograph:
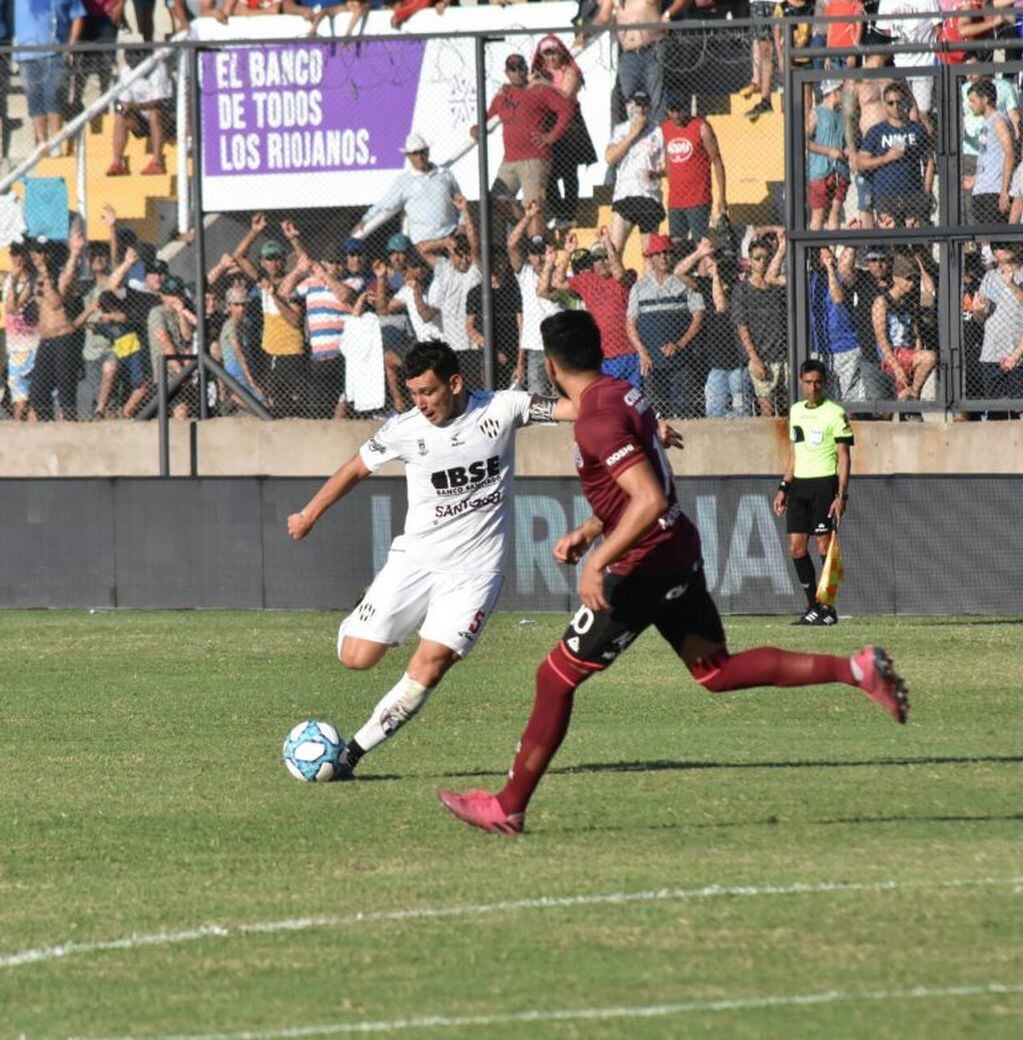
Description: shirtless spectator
590,0,669,121
844,57,890,229
28,234,84,422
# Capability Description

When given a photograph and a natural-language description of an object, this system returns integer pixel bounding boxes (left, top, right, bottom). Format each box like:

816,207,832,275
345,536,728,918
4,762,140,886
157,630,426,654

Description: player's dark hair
800,359,828,379
404,339,460,382
540,311,604,373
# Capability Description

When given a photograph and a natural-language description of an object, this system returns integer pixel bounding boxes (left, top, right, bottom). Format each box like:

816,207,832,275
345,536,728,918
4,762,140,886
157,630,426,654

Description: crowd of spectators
3,1,1023,423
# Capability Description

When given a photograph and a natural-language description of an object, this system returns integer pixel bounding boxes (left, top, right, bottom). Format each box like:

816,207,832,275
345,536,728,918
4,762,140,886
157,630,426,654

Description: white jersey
358,389,534,574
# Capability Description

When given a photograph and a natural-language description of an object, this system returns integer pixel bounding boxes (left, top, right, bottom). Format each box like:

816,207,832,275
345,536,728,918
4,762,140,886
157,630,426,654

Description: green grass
1,611,1021,1039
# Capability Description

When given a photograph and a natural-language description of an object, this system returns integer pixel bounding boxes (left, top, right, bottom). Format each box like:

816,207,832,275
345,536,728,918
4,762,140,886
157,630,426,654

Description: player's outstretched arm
287,454,372,540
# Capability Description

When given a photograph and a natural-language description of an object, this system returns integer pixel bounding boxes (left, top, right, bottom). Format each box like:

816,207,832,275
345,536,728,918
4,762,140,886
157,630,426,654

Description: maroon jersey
574,377,701,576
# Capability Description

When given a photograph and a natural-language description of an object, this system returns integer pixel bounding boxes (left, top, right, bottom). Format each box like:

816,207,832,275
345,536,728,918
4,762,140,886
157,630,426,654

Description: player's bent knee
690,651,731,693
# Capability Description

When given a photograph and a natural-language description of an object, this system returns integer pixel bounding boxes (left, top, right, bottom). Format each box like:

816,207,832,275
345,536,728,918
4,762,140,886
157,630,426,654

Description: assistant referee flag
816,532,844,607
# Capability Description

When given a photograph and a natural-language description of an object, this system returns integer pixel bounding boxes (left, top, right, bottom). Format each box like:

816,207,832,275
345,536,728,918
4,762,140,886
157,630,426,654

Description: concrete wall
2,417,1022,478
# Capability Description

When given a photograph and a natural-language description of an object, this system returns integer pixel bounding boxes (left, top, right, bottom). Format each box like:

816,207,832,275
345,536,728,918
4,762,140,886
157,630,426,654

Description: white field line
4,874,1021,972
6,876,1022,974
74,982,1023,1040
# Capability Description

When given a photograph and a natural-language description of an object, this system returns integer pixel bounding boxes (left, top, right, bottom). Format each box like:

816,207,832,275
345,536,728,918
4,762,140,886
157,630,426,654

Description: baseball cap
387,232,412,253
588,242,608,259
505,53,527,71
864,247,890,261
631,89,651,107
401,132,429,154
820,79,842,96
344,236,364,255
643,233,673,257
259,239,285,259
146,257,169,276
160,275,187,297
526,235,547,254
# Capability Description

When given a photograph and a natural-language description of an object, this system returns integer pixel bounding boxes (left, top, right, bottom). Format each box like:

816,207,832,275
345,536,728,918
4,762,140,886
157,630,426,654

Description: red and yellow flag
816,532,845,607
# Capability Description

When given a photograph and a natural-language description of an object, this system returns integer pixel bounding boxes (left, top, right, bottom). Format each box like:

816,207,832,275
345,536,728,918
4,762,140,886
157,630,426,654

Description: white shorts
117,60,173,107
337,553,505,659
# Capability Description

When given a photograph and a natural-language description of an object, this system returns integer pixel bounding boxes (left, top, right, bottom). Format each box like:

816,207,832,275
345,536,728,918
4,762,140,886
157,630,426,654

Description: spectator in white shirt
507,201,561,393
353,132,461,245
604,88,665,256
416,194,482,358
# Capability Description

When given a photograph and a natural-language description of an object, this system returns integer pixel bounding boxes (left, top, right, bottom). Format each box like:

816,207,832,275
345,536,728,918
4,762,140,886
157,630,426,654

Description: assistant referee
773,359,854,626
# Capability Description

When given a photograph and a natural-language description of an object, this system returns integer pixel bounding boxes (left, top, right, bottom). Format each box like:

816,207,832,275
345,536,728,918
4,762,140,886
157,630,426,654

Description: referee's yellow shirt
789,399,854,479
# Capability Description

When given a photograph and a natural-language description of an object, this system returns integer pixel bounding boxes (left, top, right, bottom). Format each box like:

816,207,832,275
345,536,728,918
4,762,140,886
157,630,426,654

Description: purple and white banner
200,42,426,210
193,3,614,212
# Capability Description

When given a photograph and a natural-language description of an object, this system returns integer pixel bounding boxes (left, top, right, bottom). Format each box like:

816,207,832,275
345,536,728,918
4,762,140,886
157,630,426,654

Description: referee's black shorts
786,475,839,536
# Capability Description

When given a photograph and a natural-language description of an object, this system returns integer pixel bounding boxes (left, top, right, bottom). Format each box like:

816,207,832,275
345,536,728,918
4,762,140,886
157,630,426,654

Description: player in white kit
287,340,569,778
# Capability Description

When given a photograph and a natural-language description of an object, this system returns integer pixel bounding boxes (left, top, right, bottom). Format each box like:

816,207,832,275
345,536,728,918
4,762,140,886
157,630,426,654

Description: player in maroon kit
438,310,909,836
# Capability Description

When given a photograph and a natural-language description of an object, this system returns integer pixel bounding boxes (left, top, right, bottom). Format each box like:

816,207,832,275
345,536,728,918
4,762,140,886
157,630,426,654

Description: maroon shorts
809,173,849,211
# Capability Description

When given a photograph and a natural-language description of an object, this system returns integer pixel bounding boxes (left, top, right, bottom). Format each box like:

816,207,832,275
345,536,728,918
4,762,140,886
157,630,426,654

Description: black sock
793,554,817,609
343,738,366,765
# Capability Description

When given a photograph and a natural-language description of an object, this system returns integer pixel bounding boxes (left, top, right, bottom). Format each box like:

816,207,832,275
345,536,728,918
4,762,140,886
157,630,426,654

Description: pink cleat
437,788,524,837
853,645,909,724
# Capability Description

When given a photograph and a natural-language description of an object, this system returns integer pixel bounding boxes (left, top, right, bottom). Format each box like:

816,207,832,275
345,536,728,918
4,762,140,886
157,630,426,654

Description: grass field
1,610,1021,1039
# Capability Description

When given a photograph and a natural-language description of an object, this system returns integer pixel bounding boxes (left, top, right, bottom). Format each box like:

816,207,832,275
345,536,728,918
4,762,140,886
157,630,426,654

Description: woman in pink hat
530,34,597,230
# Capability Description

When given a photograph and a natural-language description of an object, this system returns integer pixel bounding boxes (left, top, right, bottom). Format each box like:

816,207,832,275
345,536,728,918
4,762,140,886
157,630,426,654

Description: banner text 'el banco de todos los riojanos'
194,3,612,212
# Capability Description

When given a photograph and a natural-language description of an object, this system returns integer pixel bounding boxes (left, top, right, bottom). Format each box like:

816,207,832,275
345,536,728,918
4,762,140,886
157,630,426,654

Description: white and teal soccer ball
282,719,344,782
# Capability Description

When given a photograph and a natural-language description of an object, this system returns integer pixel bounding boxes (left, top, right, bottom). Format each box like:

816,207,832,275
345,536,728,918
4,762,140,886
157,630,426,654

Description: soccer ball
282,719,345,782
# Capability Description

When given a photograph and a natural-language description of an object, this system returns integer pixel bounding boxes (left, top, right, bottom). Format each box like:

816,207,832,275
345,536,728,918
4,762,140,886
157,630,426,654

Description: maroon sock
497,645,589,817
693,646,855,692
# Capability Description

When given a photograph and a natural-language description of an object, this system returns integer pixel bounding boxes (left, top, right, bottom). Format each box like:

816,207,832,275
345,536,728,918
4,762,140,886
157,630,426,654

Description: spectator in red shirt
545,226,651,387
659,92,728,246
471,53,574,238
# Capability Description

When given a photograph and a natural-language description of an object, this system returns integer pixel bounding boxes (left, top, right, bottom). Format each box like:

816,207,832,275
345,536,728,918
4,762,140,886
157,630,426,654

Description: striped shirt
295,276,349,360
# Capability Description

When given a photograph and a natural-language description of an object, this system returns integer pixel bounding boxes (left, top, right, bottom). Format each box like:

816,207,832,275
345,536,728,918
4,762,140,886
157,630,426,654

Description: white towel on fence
0,194,27,248
343,313,385,413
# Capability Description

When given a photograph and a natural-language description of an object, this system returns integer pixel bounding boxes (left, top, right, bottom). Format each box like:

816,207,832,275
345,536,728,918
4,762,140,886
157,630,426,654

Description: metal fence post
189,43,210,421
474,35,495,390
158,355,170,477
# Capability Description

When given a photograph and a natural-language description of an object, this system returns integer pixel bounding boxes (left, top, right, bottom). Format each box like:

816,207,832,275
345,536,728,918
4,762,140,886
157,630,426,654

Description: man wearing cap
807,80,850,231
508,201,561,394
870,250,936,401
472,53,574,238
353,133,461,246
626,234,705,417
659,92,727,246
372,233,417,412
605,88,666,256
232,212,307,418
550,226,651,388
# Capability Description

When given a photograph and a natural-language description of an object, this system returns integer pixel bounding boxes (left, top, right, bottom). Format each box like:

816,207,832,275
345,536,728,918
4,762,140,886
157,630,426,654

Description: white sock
354,672,433,753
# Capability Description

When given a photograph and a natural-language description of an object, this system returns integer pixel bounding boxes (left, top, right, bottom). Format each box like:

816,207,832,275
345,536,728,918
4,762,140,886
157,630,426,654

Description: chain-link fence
3,7,1023,432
